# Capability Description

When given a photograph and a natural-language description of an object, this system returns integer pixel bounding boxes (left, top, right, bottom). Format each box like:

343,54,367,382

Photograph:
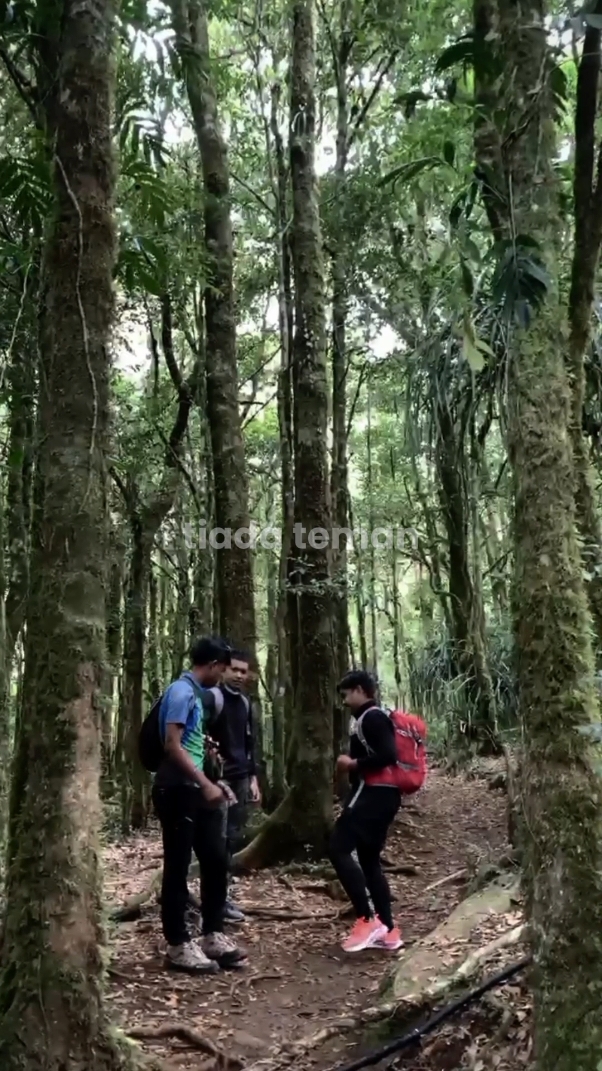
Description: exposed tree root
422,868,468,894
109,870,162,921
244,923,527,1071
128,1024,243,1070
232,789,331,870
239,905,339,922
382,863,419,876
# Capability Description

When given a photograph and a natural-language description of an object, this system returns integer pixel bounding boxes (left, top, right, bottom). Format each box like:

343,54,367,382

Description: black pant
225,776,250,866
328,785,400,930
152,784,228,946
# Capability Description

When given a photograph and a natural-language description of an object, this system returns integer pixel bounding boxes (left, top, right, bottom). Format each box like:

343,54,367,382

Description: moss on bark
0,1,136,1067
472,0,602,1063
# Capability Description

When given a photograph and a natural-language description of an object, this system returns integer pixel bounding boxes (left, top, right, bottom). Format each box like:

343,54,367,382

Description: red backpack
357,708,427,794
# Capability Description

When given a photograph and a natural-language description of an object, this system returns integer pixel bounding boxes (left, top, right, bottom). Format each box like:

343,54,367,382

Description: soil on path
106,769,508,1070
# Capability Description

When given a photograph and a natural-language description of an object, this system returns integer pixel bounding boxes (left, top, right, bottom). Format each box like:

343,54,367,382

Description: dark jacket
204,684,255,781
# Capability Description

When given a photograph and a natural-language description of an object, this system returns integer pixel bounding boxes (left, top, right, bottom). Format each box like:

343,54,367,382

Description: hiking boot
223,899,246,923
341,917,387,953
202,931,247,969
374,924,404,952
165,940,219,974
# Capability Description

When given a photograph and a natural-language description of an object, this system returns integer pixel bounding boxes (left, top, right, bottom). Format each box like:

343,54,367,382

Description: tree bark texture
170,0,256,657
474,0,602,1064
0,1,133,1067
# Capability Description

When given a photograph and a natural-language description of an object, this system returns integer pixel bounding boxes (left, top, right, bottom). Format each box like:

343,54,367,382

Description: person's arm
246,699,261,801
164,724,223,803
162,683,224,804
353,710,397,773
247,699,256,777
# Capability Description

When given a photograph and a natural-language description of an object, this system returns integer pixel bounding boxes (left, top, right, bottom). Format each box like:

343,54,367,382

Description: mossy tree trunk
474,0,602,1064
101,525,124,782
286,0,335,852
566,5,602,661
0,0,134,1066
329,3,352,717
170,0,257,659
435,398,500,754
271,80,296,796
234,0,335,866
114,294,199,830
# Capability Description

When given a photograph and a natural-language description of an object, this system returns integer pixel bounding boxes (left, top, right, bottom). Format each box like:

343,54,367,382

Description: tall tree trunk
366,383,378,676
271,80,297,786
115,296,199,829
566,6,602,658
266,550,286,807
170,0,256,657
234,0,334,866
330,7,352,691
474,0,602,1063
147,562,161,700
0,0,134,1064
171,510,190,679
435,399,499,754
102,527,123,781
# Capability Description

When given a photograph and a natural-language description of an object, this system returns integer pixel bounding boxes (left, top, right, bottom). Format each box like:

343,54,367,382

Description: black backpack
138,694,164,772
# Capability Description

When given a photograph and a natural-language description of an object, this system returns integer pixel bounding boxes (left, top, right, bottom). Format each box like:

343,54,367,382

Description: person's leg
194,803,246,967
356,841,394,928
328,804,387,952
328,810,371,919
152,785,218,973
356,790,403,950
224,778,250,921
226,777,250,857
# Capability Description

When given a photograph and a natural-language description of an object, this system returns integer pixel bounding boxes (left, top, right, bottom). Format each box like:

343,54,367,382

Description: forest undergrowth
105,767,532,1071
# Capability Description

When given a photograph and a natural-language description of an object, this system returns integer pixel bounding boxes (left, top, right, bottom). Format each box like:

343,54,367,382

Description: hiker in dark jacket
329,669,403,954
204,648,260,922
152,636,246,973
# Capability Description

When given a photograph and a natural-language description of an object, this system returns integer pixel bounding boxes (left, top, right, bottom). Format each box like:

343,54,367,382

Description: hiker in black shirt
329,669,403,953
204,648,260,922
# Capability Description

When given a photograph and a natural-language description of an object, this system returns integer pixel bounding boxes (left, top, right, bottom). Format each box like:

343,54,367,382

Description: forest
0,0,601,1067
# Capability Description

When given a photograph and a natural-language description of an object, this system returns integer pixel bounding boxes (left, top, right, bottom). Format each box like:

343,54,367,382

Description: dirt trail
106,769,508,1070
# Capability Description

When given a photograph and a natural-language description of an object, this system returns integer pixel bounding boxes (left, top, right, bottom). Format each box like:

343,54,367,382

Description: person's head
190,636,231,686
222,648,250,691
337,669,377,711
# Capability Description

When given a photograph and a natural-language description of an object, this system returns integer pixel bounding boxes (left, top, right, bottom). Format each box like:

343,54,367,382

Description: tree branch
348,51,399,150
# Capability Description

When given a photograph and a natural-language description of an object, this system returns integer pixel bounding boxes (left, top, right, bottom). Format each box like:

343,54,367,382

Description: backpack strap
210,686,250,716
207,686,224,716
355,705,385,753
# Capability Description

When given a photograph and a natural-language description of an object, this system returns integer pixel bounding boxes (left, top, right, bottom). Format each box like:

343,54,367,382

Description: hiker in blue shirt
152,636,246,974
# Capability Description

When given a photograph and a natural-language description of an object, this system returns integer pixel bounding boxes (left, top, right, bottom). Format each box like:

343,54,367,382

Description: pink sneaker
374,924,404,951
341,917,387,952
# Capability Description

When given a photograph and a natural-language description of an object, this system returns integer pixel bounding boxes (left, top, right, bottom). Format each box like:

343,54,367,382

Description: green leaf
443,140,455,167
463,334,485,372
434,37,474,74
462,315,485,372
460,256,474,297
378,156,441,188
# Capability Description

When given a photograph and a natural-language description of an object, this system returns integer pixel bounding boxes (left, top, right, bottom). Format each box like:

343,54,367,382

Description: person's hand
201,780,225,805
336,754,357,774
218,780,237,804
249,775,261,803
